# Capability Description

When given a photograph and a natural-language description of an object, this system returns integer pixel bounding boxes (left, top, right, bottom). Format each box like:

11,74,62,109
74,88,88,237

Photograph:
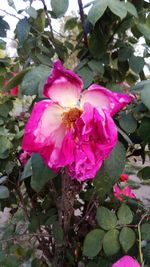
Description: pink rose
114,185,136,201
22,60,134,181
112,256,140,267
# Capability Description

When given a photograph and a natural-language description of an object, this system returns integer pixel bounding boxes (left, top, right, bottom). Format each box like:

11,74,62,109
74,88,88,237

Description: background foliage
0,0,150,266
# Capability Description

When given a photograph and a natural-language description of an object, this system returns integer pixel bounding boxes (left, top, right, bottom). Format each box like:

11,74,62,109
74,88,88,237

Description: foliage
0,0,150,266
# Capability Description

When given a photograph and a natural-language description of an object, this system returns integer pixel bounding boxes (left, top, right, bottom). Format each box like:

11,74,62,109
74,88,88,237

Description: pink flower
19,151,31,165
112,256,140,267
114,185,136,201
22,60,134,181
120,173,129,182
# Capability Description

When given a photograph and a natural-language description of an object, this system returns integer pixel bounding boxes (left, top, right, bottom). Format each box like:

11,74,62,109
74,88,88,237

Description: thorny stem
77,0,88,47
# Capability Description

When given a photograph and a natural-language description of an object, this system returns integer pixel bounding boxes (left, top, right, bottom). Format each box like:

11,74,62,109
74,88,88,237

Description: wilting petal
112,256,140,267
43,60,83,108
81,84,134,116
68,104,118,181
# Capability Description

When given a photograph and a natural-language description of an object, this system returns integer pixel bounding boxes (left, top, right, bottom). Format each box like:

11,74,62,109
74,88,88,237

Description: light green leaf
87,0,108,25
117,203,133,225
0,185,9,199
119,227,136,252
137,23,150,40
96,207,117,230
51,0,69,18
126,2,138,17
25,7,37,19
103,229,120,256
83,229,105,257
108,0,127,20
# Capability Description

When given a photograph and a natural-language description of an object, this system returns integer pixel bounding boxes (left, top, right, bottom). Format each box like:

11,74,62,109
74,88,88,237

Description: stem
138,213,150,265
77,0,88,47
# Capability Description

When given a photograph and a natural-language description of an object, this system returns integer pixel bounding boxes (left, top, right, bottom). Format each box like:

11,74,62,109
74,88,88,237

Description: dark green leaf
31,153,57,192
88,59,104,74
83,229,105,257
137,167,150,180
87,0,107,25
103,229,120,256
119,113,137,134
117,203,133,225
129,55,145,73
96,206,117,230
0,136,12,159
52,221,64,244
89,30,105,59
77,66,93,88
21,158,32,180
0,17,10,37
0,185,9,199
51,0,69,18
138,118,150,143
141,84,150,110
33,10,45,32
119,227,136,252
3,68,30,92
141,223,150,241
16,18,30,44
64,17,77,31
0,101,13,117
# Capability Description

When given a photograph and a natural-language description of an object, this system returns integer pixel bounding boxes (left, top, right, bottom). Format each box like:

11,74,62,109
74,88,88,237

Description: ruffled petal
112,256,140,267
81,84,134,116
43,60,83,108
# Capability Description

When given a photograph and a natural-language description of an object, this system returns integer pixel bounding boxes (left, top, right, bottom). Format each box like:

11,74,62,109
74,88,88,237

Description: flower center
62,107,82,128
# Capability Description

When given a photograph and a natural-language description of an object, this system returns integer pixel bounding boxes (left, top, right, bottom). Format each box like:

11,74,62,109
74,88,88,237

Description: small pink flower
19,151,31,165
22,60,134,181
120,173,129,182
112,256,140,267
114,185,136,201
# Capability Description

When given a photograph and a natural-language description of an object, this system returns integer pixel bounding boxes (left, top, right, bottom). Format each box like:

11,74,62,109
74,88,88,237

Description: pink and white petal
81,84,134,116
43,60,83,108
22,100,64,153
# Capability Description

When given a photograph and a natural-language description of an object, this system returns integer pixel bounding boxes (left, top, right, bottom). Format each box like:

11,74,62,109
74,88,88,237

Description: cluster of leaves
0,0,150,266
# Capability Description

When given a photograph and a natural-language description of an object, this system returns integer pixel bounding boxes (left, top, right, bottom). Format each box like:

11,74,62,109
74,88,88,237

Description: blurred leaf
137,167,150,180
3,68,30,92
129,55,145,73
0,16,10,37
34,10,45,32
52,221,64,244
104,141,126,181
64,17,77,31
16,18,30,44
87,0,107,25
89,30,105,58
0,185,9,199
138,118,150,143
51,0,69,18
31,153,57,192
141,84,150,110
118,46,133,62
103,229,120,256
83,229,105,257
108,0,127,20
26,7,37,19
137,23,150,40
141,223,150,241
0,100,13,117
7,0,16,9
21,158,32,180
77,66,93,88
119,113,137,134
117,203,133,224
119,227,136,252
88,59,104,74
0,136,12,159
96,206,117,230
131,80,150,93
20,65,50,95
126,1,138,17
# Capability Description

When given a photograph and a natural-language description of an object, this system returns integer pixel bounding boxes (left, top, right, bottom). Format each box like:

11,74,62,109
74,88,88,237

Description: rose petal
81,84,134,116
43,60,83,108
112,256,140,267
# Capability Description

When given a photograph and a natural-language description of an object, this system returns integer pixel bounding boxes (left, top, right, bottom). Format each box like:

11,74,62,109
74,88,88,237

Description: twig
138,212,150,265
0,8,23,20
77,0,88,47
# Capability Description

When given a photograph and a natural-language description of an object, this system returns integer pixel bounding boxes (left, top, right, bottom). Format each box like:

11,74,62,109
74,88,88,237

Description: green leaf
119,227,136,252
89,30,105,59
0,16,10,37
118,46,133,62
138,118,150,143
141,84,150,110
119,113,137,134
104,141,126,181
0,185,9,199
0,100,13,118
96,206,117,230
77,66,93,88
88,59,104,75
21,158,32,181
141,223,150,241
51,0,69,18
108,0,127,20
52,221,64,244
16,18,30,44
34,10,45,32
129,55,145,73
83,229,105,257
64,17,77,31
103,229,120,256
137,167,150,180
31,153,57,192
137,23,150,40
87,0,107,25
3,68,30,92
25,7,37,19
126,2,138,17
117,203,133,225
131,80,150,93
20,65,50,95
0,136,12,159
